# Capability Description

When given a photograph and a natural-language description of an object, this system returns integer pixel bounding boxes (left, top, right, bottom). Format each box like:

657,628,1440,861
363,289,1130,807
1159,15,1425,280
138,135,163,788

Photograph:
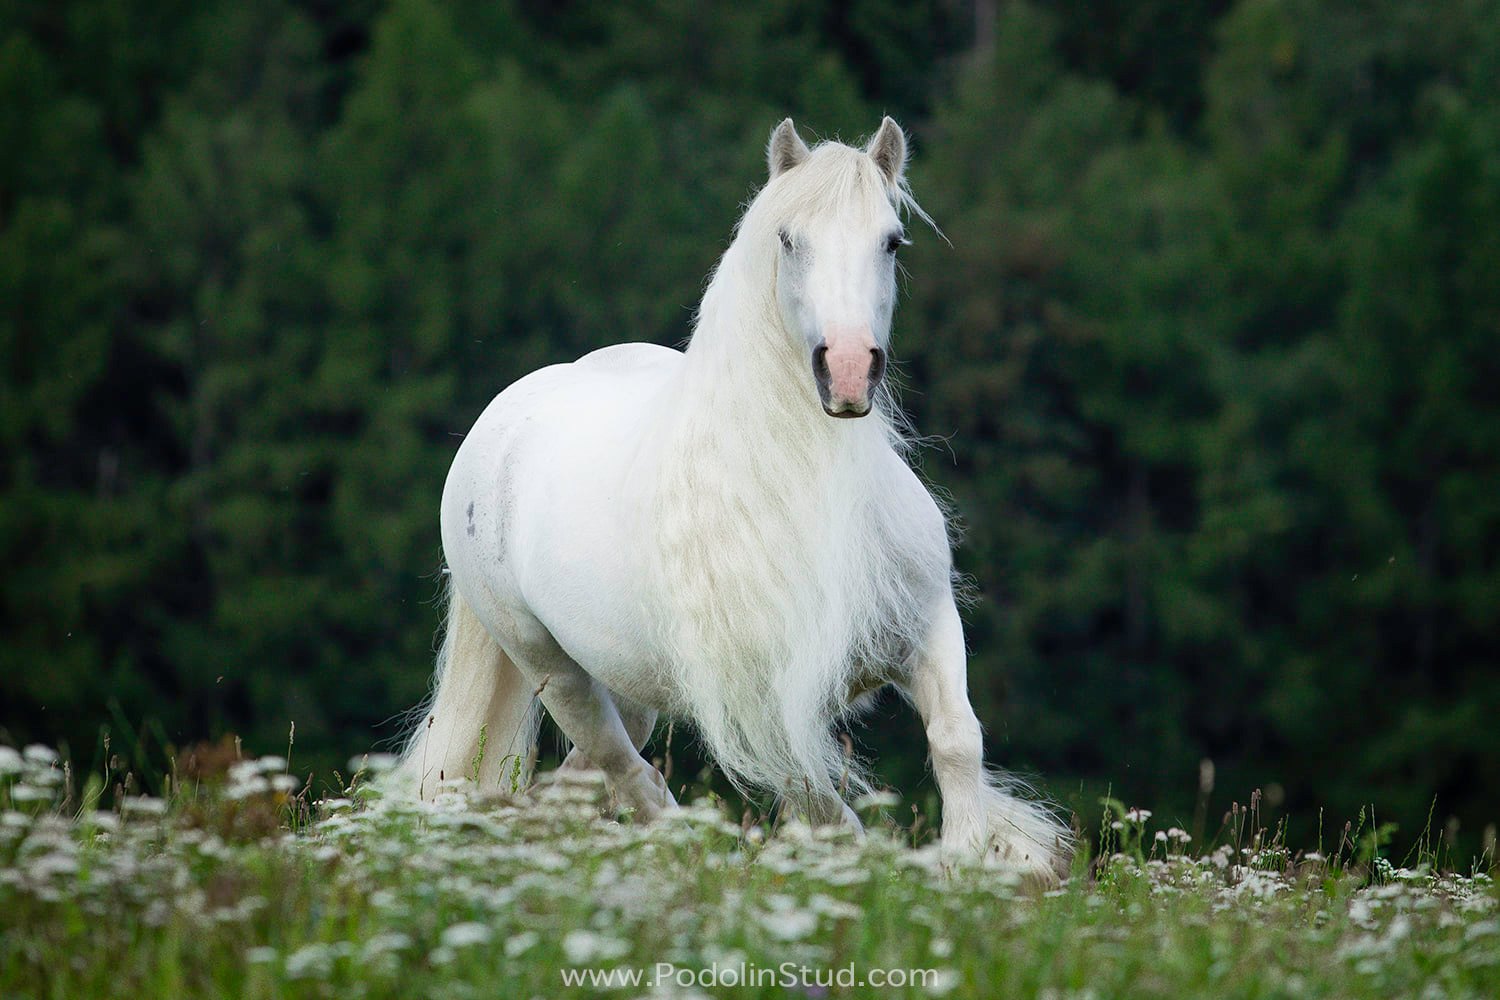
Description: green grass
2,743,1497,999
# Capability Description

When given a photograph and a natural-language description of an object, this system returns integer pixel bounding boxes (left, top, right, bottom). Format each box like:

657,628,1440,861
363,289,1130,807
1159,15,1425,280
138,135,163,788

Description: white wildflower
763,893,798,912
1347,896,1380,928
27,765,64,786
22,745,57,765
817,863,869,887
562,929,629,964
1465,920,1499,941
852,791,902,811
505,931,539,958
347,752,400,775
269,774,301,794
227,776,271,800
27,853,80,880
760,907,818,942
284,943,335,979
1458,893,1496,914
228,761,262,784
926,968,960,996
121,797,167,815
9,785,50,803
809,893,861,920
84,811,119,832
1231,869,1289,900
439,922,492,949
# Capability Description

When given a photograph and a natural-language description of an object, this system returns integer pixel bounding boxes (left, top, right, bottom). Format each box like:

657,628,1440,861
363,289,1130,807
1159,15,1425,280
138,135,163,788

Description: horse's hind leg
558,696,656,773
906,595,1070,878
543,679,674,820
506,624,675,820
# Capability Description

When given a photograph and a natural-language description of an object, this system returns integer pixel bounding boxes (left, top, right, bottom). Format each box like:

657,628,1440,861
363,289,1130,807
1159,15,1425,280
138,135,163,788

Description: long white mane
642,141,948,807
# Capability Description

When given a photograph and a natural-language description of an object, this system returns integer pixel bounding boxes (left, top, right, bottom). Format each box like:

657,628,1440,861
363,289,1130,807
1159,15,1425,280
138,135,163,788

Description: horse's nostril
812,342,830,381
869,346,887,385
811,342,833,406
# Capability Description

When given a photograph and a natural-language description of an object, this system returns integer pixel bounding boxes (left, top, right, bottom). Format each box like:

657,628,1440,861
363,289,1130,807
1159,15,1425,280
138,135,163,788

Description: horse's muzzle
813,337,886,418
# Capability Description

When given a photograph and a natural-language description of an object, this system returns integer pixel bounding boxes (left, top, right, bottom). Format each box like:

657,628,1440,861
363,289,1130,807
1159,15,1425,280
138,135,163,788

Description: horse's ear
866,116,908,188
768,118,810,179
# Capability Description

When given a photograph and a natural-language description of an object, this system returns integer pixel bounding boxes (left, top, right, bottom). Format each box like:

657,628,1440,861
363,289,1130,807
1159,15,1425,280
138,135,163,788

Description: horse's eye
885,232,909,255
778,228,794,252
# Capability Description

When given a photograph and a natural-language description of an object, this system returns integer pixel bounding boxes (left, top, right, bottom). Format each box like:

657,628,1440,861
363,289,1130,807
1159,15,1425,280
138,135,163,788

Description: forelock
756,143,894,229
748,140,935,240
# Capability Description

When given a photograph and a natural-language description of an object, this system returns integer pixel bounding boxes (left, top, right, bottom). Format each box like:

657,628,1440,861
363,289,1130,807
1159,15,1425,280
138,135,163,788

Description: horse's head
763,117,915,419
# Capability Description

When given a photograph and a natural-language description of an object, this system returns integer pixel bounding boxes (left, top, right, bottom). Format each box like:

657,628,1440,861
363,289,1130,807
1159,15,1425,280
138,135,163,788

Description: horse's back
571,341,682,376
469,341,680,413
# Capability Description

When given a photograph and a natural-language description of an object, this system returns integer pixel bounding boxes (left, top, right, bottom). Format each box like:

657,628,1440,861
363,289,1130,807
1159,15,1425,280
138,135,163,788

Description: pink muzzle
812,329,887,418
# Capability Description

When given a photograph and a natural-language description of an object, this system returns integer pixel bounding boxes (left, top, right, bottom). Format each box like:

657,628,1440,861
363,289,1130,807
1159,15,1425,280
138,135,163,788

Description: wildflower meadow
2,742,1496,999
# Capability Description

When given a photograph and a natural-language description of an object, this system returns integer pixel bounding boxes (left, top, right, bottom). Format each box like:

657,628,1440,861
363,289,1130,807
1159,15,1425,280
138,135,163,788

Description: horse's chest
661,520,914,661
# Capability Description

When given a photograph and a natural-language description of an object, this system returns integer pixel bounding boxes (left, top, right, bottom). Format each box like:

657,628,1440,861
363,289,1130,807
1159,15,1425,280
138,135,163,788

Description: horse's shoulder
878,450,953,552
572,342,683,376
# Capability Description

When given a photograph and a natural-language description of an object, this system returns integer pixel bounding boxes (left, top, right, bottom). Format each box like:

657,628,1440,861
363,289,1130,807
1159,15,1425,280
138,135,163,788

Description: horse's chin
821,402,872,419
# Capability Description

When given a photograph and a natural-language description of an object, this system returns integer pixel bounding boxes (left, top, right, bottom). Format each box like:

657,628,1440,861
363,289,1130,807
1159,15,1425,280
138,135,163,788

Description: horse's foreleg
907,596,1070,879
784,793,863,833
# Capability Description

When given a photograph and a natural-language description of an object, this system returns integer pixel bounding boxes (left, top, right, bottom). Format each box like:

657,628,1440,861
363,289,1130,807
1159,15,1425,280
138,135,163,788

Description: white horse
396,117,1071,877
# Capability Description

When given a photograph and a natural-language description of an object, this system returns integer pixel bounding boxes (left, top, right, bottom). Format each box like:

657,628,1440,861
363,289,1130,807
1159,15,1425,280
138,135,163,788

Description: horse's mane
644,137,950,810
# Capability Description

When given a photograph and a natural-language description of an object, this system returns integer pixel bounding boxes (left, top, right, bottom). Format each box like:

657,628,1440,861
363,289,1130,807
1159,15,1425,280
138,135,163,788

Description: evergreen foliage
2,0,1496,854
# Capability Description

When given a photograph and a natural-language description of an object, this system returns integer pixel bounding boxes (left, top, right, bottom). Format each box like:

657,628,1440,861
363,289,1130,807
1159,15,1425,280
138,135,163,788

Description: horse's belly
534,607,677,710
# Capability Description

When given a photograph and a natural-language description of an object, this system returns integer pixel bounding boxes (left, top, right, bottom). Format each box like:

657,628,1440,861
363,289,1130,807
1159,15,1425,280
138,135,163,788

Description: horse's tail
392,581,540,799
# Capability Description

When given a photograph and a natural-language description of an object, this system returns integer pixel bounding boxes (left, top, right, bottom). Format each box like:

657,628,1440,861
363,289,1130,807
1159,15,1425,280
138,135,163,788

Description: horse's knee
926,713,982,774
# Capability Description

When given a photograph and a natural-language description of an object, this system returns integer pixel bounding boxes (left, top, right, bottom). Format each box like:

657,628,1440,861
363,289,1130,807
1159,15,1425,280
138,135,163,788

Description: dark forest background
3,0,1498,857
